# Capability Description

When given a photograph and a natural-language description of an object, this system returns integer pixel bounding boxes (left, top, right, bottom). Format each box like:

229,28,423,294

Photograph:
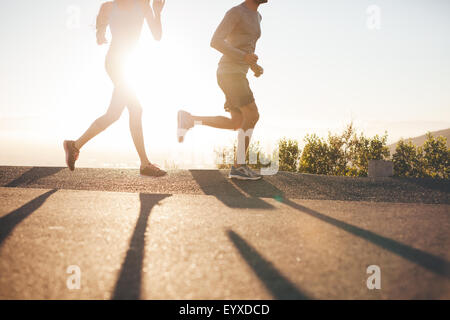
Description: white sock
236,128,253,166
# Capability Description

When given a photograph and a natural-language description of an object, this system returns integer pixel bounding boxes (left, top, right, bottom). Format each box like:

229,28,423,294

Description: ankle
74,141,81,150
140,161,151,168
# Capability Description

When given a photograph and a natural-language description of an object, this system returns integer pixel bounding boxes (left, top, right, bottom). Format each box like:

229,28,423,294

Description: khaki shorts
217,72,255,113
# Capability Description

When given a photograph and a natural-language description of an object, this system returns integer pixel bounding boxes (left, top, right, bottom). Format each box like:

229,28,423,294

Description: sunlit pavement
0,167,449,299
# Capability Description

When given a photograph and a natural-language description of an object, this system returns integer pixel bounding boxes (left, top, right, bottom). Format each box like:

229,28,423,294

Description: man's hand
251,64,264,78
152,0,165,16
244,53,258,66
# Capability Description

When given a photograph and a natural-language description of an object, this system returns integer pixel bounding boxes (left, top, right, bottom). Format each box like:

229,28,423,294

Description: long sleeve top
211,3,262,74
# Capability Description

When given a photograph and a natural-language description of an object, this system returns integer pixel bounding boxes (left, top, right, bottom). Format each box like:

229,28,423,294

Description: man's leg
191,110,243,130
228,102,262,180
177,109,243,143
235,102,260,167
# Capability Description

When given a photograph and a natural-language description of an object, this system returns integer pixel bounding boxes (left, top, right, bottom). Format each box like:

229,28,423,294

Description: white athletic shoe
177,110,194,143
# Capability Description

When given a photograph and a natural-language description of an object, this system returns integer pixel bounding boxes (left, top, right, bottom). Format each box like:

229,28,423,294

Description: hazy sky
1,0,449,168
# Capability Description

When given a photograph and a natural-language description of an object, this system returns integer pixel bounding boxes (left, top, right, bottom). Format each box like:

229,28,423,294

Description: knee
253,110,260,125
97,112,121,127
241,103,259,127
246,110,259,128
231,116,243,130
107,111,122,123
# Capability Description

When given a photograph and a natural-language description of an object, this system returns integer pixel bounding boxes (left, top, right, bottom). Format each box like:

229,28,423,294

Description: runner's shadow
190,170,274,209
4,167,64,187
233,177,284,200
112,193,170,300
0,189,58,247
283,199,450,278
227,230,309,300
239,178,450,278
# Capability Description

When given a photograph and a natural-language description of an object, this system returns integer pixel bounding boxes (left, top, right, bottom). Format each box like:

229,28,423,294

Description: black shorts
217,72,255,113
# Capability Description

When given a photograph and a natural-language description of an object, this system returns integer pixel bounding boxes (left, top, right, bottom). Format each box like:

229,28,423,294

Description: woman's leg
125,88,151,167
127,96,166,176
74,87,126,150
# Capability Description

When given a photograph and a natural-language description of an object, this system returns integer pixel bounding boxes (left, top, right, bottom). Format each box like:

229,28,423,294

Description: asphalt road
0,166,449,299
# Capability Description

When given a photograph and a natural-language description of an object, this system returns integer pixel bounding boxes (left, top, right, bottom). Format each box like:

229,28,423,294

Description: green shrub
278,138,300,172
392,139,423,177
298,134,330,175
298,123,389,177
422,133,449,179
393,133,449,179
347,132,390,177
326,123,354,176
214,125,449,180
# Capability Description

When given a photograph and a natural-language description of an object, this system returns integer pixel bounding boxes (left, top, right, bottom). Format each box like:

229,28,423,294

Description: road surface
0,166,449,299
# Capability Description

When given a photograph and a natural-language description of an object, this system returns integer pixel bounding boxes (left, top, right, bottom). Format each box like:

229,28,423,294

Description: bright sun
126,41,166,100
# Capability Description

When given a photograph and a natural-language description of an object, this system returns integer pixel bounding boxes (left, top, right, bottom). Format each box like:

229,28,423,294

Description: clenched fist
251,64,264,78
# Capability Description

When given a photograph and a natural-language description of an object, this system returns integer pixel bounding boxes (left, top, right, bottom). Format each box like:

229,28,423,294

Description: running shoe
63,140,80,171
229,165,262,181
241,165,262,179
177,110,194,143
140,163,167,177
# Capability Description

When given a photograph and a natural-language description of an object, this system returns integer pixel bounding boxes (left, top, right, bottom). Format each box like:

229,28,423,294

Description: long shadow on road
112,193,171,300
0,189,58,247
190,170,274,209
227,230,309,300
237,178,450,279
284,199,450,278
4,167,64,187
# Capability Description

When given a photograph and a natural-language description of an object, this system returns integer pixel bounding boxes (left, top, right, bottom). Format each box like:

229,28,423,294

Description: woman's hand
96,32,108,46
152,0,165,16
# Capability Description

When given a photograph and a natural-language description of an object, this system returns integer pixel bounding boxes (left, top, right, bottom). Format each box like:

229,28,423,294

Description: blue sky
0,0,449,168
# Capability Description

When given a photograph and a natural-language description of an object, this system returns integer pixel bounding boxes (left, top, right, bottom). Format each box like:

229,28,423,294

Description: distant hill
388,128,450,156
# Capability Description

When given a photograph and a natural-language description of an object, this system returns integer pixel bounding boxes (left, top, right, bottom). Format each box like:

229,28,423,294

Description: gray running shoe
241,165,262,179
229,165,262,181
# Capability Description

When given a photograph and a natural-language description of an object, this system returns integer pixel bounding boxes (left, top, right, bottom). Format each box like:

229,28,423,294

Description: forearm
96,22,108,45
96,2,111,44
146,11,162,40
210,36,246,62
153,13,162,40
